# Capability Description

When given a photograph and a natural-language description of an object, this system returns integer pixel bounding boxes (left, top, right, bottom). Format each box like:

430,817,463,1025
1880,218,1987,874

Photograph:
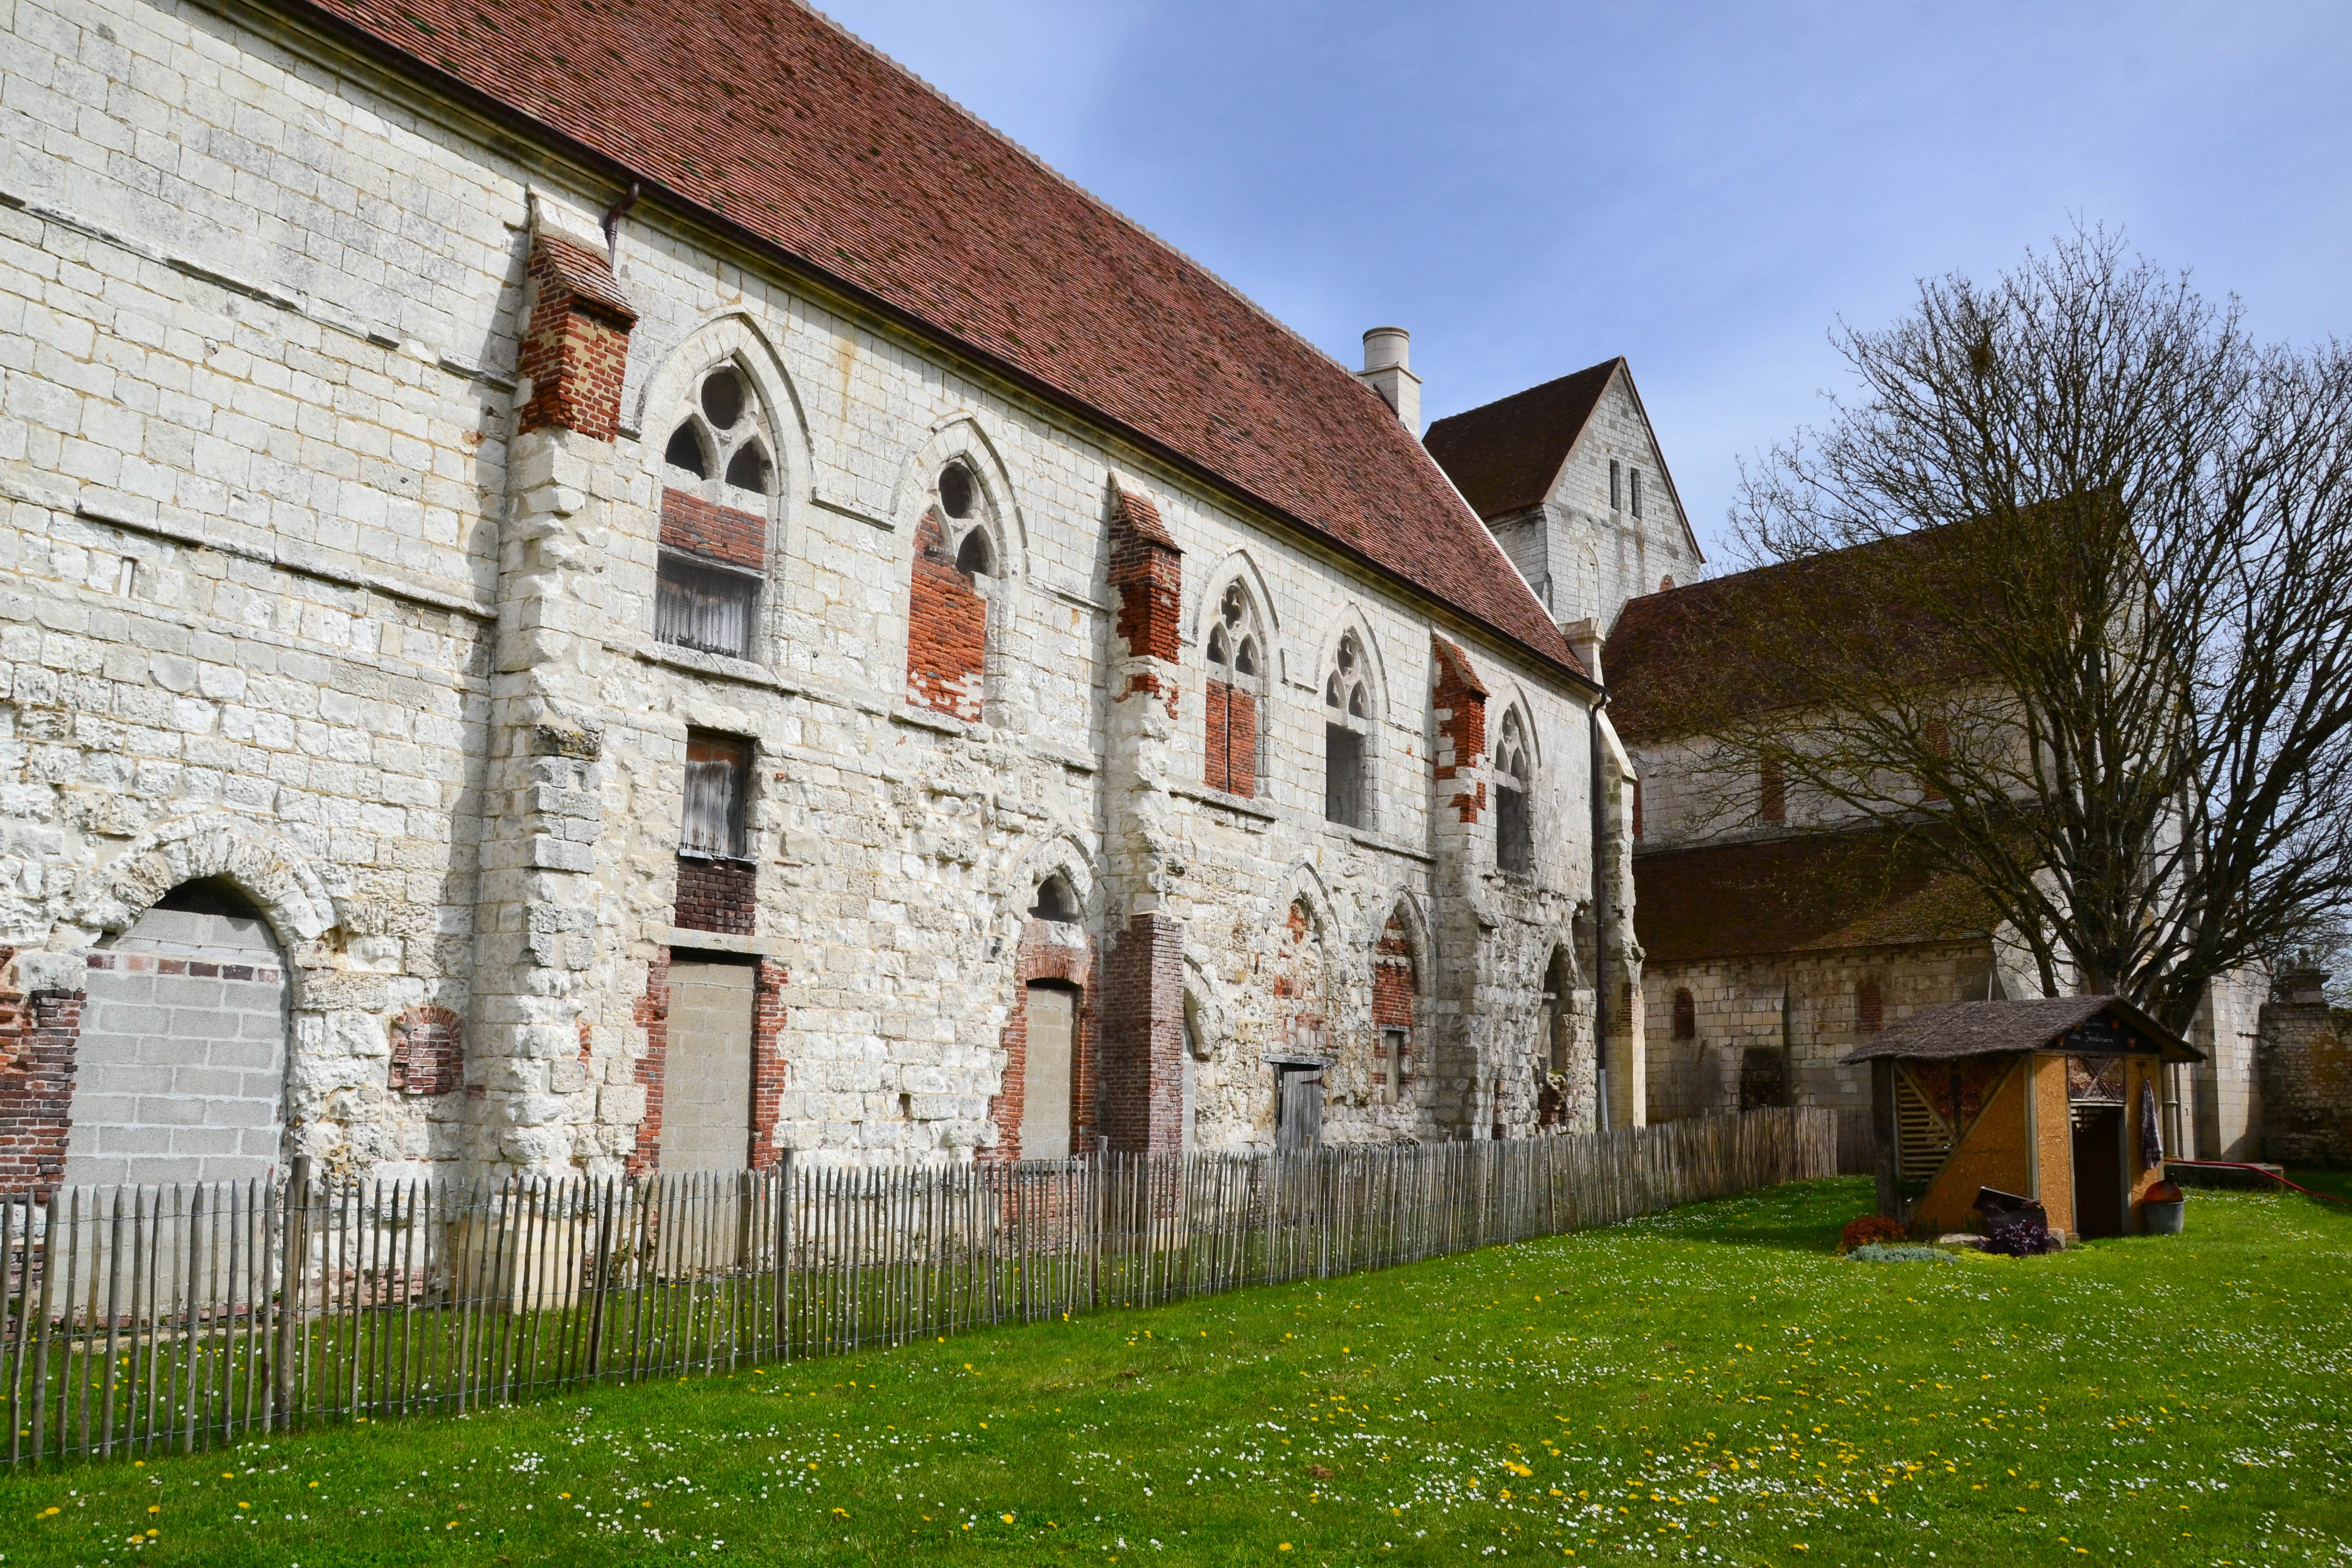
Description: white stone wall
2,0,1612,1177
1476,374,1704,640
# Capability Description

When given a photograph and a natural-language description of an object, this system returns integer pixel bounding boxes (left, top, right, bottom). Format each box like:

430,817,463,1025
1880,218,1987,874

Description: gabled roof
1422,360,1619,520
1633,827,1999,966
1842,997,2199,1064
1604,529,1970,743
288,0,1580,678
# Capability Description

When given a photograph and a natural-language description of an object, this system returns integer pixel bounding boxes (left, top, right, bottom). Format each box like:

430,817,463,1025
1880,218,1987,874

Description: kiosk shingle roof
1843,996,2200,1064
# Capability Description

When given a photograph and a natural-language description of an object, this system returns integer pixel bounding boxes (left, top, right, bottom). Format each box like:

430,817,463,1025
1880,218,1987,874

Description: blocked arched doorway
66,879,290,1187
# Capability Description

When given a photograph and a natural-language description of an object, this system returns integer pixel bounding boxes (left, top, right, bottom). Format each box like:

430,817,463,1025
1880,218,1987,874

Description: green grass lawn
6,1174,2346,1567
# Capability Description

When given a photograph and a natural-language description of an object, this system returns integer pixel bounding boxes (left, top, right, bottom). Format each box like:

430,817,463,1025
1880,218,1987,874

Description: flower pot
2144,1198,2185,1236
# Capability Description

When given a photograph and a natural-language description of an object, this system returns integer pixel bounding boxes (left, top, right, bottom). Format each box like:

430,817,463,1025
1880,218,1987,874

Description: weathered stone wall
1643,939,1996,1121
2259,993,2352,1166
0,0,1617,1180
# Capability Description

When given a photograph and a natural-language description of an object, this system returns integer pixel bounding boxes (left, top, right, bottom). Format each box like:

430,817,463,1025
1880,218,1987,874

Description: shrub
1981,1208,2064,1256
1846,1243,1952,1263
1839,1214,1908,1253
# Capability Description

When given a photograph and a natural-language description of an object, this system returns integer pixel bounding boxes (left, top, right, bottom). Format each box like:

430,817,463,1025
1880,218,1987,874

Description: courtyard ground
4,1172,2346,1567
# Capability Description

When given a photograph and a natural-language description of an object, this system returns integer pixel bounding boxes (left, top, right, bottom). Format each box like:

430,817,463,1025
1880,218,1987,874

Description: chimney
1358,327,1422,436
1561,617,1603,684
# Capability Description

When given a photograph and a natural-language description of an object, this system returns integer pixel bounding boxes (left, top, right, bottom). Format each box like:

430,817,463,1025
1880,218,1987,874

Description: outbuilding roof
1603,527,1976,742
1842,996,2201,1065
289,0,1581,678
1634,827,1998,966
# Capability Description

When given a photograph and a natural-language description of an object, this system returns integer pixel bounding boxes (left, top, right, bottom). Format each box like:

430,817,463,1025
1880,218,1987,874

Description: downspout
1590,694,1611,1131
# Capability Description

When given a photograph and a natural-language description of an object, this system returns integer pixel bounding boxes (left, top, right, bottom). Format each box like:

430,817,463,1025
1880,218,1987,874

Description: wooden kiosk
1846,997,2202,1239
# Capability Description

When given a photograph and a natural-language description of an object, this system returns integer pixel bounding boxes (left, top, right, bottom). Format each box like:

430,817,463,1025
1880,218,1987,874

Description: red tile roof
1634,827,1999,966
1423,360,1619,520
288,0,1580,678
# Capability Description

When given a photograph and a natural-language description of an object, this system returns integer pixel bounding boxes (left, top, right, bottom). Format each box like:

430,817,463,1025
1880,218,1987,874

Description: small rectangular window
1324,724,1367,828
657,552,758,660
1631,776,1645,839
1759,753,1786,825
682,733,751,859
1609,459,1622,511
1496,781,1532,875
1630,468,1644,519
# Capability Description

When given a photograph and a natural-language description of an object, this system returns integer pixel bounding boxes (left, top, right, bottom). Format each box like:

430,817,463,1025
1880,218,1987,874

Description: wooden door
1277,1065,1323,1150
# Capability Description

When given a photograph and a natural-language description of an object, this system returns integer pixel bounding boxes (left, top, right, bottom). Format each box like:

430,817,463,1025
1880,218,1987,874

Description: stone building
1414,374,2274,1161
0,0,1643,1188
1595,556,2268,1161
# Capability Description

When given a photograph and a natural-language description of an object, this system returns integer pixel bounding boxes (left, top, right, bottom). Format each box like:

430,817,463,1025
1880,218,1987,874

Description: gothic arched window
1373,908,1418,1105
1204,583,1264,797
1494,707,1533,874
1323,633,1373,828
906,458,999,722
656,362,775,661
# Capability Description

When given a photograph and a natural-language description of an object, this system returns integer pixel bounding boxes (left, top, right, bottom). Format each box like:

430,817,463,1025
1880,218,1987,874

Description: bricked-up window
1494,708,1533,874
1204,583,1264,797
1630,468,1644,519
1672,988,1696,1040
1857,979,1885,1033
389,1005,464,1095
1632,775,1645,839
1759,752,1787,824
906,460,997,723
1609,458,1622,511
1921,719,1951,803
1373,909,1417,1104
1324,633,1373,828
681,733,751,859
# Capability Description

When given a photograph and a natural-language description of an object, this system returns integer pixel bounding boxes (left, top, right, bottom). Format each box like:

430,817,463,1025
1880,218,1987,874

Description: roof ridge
1425,357,1621,433
797,1,1370,391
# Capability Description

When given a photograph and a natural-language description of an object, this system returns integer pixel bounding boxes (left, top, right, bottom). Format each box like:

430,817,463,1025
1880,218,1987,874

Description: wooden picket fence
1,1106,1836,1469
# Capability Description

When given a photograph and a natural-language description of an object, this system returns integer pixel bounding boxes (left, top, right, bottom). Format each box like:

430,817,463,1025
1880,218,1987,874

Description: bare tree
1658,228,2352,1033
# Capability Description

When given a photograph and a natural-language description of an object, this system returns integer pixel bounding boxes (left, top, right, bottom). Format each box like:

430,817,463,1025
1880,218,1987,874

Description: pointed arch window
1857,979,1885,1034
906,458,998,722
1373,909,1418,1104
1323,633,1374,828
1494,708,1533,874
1204,583,1264,798
656,362,776,661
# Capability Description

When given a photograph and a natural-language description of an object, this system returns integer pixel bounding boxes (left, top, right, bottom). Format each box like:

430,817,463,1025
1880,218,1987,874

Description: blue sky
818,2,2352,565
